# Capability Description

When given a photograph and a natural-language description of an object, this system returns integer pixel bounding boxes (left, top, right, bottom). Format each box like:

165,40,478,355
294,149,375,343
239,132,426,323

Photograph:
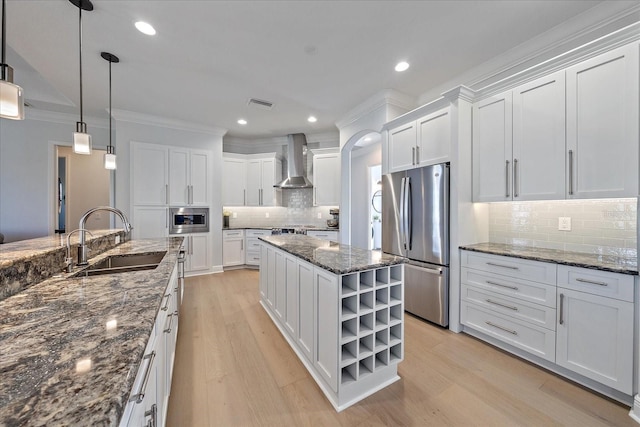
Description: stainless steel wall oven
169,207,209,234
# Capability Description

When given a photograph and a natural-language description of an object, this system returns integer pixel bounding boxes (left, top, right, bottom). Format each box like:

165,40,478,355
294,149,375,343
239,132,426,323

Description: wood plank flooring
166,270,635,426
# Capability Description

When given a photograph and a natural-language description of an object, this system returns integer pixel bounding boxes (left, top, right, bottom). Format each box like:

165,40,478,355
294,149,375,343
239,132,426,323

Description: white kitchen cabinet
556,266,634,394
246,154,282,206
259,244,268,300
306,230,339,241
181,233,211,274
222,229,245,267
313,152,340,206
274,250,286,321
169,148,211,206
131,142,169,206
222,155,247,206
566,43,639,199
284,253,298,337
297,258,315,362
132,207,168,239
473,71,565,202
245,229,271,266
388,107,450,173
314,267,339,391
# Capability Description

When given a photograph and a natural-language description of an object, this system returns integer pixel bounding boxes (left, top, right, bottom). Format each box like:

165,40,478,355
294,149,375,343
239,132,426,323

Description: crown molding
23,108,109,128
335,89,417,130
111,108,228,136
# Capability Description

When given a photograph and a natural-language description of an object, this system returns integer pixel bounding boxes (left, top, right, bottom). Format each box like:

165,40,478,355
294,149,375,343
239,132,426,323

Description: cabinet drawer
223,229,244,239
461,301,556,362
462,285,556,330
461,251,556,284
557,265,635,302
246,229,271,238
246,251,261,265
461,267,556,307
246,237,263,252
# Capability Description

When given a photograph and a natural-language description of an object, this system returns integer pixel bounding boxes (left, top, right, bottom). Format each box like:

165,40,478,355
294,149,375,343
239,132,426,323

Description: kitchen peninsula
258,234,405,411
0,233,183,426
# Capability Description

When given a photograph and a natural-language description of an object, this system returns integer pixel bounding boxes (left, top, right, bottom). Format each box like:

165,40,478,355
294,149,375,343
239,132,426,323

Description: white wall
350,144,381,249
0,112,108,243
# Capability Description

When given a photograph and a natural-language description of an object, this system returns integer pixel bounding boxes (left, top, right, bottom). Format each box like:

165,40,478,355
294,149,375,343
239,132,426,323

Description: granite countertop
0,237,183,426
259,235,404,275
460,242,638,275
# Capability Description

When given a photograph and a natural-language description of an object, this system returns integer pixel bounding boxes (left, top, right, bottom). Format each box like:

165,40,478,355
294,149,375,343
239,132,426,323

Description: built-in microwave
169,207,209,234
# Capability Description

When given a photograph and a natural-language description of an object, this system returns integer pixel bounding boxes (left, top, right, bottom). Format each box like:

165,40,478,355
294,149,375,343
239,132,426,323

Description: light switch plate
317,212,322,219
232,212,237,218
558,217,571,231
115,235,120,244
265,212,270,218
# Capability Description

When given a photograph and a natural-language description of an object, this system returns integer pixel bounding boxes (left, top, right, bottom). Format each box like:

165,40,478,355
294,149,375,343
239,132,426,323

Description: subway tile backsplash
224,188,338,229
488,198,637,257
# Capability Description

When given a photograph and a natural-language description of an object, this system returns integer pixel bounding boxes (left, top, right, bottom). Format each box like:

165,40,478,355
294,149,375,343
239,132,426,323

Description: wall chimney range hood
274,133,313,188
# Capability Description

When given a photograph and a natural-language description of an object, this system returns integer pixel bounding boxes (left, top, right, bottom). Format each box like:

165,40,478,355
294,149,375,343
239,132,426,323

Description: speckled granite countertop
0,237,183,426
259,235,403,275
460,243,638,275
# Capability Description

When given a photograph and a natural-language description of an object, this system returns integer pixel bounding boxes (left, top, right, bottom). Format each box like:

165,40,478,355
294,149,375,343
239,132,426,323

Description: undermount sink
73,251,167,277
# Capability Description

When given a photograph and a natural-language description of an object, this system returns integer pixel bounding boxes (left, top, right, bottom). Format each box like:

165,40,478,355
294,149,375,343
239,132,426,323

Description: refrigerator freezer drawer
404,262,448,326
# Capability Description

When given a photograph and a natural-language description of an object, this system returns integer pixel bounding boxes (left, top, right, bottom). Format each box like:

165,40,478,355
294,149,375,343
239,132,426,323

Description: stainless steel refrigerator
382,163,449,326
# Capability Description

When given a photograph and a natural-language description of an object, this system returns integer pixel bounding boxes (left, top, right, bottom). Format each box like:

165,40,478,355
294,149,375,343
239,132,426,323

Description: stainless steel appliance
382,163,449,326
169,207,209,234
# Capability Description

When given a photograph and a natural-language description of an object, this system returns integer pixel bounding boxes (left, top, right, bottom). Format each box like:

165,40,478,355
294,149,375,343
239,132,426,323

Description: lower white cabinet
245,229,271,266
121,265,179,427
177,233,211,274
297,258,315,362
306,230,339,241
222,229,245,267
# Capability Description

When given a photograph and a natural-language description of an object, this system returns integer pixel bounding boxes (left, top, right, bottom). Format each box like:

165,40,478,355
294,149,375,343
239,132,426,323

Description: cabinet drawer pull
559,293,565,325
568,150,574,196
505,160,510,198
416,146,420,164
486,299,518,311
486,262,518,270
486,280,519,291
513,158,519,198
485,321,518,335
164,313,174,333
575,277,608,287
129,351,155,403
161,293,171,311
412,147,416,165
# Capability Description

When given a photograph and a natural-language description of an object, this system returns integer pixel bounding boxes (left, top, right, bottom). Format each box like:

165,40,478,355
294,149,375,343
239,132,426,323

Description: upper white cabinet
473,71,565,202
222,155,247,206
388,107,450,173
566,43,639,199
245,154,282,207
132,142,169,206
312,152,340,206
169,148,211,206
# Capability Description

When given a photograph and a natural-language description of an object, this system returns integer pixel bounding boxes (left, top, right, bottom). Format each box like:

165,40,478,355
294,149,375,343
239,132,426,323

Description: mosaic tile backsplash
224,188,338,228
488,198,637,257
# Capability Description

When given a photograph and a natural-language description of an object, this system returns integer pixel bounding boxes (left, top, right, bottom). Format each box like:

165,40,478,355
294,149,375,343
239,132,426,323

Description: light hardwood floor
166,270,635,426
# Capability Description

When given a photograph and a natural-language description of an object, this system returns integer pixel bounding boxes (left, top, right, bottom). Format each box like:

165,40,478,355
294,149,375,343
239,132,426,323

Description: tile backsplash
488,198,637,257
224,188,338,228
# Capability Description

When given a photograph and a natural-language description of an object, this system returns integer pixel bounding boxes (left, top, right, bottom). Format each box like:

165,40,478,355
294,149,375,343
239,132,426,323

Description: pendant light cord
108,57,112,149
78,4,83,123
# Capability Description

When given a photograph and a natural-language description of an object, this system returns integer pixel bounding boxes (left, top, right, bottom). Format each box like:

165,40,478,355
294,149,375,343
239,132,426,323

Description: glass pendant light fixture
101,52,118,170
0,0,24,120
70,0,93,154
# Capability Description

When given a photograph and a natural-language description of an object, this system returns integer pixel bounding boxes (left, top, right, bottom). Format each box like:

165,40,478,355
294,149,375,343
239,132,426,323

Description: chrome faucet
65,228,94,272
77,206,133,266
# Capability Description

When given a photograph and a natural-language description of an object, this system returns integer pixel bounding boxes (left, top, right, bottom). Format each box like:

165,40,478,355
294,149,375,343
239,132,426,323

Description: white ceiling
3,1,636,138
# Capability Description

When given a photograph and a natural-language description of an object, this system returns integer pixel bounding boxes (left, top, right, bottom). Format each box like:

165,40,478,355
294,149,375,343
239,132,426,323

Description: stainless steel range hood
274,133,313,188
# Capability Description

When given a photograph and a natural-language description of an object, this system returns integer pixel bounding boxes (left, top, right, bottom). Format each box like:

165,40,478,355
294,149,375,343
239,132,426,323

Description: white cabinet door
132,142,168,206
556,288,634,394
417,107,450,167
222,232,245,267
566,43,639,199
313,153,340,206
132,207,168,239
314,267,338,392
222,157,247,206
189,149,210,206
388,122,417,173
297,259,315,362
266,245,276,309
472,92,513,202
284,254,298,337
246,159,262,206
259,244,268,299
274,250,286,321
169,148,189,206
512,71,566,201
186,234,211,273
260,158,278,207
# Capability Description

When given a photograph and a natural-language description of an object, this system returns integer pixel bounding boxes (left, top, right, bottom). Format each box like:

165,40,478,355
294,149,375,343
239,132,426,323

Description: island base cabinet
259,242,404,411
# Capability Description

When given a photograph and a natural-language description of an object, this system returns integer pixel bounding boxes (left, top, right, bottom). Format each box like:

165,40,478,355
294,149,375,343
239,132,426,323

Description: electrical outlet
265,212,270,218
232,212,237,218
115,235,120,245
558,217,572,231
317,212,322,219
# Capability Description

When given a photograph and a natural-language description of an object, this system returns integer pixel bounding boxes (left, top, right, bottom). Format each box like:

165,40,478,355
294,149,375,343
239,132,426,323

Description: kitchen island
0,236,183,426
258,234,405,411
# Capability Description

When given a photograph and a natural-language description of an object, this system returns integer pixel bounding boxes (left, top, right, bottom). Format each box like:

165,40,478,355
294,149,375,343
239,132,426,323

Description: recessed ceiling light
237,119,247,125
395,61,410,72
307,116,317,123
135,21,156,36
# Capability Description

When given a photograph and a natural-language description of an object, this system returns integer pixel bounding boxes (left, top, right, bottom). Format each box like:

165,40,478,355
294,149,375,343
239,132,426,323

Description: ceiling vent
247,98,274,110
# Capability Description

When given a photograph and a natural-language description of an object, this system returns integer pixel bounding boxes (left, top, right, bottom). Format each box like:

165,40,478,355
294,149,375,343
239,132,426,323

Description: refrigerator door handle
406,177,412,251
399,177,406,250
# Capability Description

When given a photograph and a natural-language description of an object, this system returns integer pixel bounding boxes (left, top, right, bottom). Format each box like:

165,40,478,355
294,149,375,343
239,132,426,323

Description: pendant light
101,52,118,170
0,0,24,120
69,0,93,154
